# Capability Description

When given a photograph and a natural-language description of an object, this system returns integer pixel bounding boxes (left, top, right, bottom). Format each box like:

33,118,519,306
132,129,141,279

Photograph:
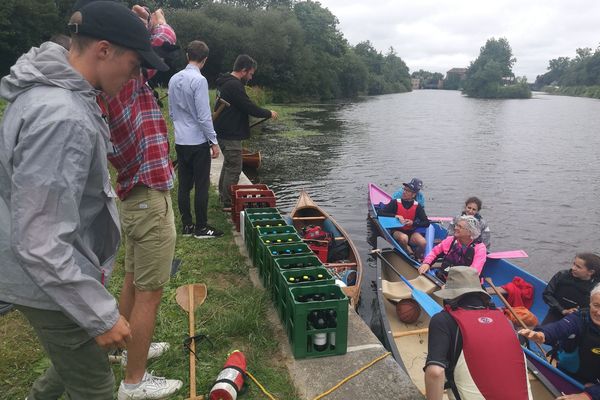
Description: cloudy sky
316,0,600,81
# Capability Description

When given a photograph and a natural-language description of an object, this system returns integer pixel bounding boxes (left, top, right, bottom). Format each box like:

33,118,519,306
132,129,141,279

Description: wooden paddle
484,277,547,358
372,249,442,316
212,98,230,122
176,283,208,400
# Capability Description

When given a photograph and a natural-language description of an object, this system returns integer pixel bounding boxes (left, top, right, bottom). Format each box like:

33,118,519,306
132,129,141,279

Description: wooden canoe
289,190,362,309
373,246,561,399
242,148,261,169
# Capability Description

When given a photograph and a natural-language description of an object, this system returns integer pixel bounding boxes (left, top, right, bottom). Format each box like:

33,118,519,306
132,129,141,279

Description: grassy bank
542,85,600,99
0,95,303,400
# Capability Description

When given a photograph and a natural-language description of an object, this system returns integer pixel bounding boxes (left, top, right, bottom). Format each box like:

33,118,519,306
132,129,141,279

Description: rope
311,352,391,400
246,371,278,400
246,352,392,400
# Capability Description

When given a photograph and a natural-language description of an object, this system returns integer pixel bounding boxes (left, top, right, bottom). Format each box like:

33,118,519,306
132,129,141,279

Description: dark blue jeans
176,143,211,228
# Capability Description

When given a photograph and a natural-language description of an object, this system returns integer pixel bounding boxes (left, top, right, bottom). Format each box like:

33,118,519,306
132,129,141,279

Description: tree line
534,47,600,98
0,0,412,101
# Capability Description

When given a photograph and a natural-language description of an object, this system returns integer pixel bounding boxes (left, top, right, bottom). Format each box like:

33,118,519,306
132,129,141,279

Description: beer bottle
327,309,337,349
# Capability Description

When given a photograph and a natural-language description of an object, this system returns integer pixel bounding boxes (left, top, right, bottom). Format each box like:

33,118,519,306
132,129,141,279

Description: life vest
302,225,331,242
446,306,532,400
433,238,477,282
558,312,600,384
395,200,418,232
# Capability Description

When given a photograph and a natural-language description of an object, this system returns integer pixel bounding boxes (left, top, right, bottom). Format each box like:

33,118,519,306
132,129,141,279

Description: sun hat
433,266,490,300
403,178,423,193
68,1,168,71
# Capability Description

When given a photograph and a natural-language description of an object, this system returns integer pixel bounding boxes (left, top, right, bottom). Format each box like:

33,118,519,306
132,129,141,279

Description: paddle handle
188,285,196,397
249,117,270,128
484,277,547,358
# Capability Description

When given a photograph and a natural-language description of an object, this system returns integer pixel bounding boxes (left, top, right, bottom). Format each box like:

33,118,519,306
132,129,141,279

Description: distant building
444,67,467,90
446,68,467,80
411,78,421,90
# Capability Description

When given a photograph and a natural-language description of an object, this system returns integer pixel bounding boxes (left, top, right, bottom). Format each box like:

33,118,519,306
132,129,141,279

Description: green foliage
462,37,530,99
0,0,61,75
535,46,600,90
0,0,412,101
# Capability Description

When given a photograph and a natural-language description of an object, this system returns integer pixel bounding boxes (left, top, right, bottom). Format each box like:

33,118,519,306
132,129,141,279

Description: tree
0,0,61,76
463,37,530,98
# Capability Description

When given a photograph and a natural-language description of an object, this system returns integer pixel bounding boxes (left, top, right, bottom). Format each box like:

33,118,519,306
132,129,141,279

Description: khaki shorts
121,186,176,291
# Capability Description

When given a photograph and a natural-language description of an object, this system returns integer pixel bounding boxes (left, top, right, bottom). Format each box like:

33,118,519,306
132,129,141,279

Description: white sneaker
117,371,183,400
121,342,170,367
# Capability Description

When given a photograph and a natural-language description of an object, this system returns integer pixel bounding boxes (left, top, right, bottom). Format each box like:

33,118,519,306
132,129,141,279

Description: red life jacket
446,306,531,400
395,200,418,232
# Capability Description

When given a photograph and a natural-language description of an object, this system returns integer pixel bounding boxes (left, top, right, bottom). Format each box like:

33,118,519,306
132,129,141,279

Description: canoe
368,183,447,263
373,246,560,399
289,190,362,309
242,148,261,169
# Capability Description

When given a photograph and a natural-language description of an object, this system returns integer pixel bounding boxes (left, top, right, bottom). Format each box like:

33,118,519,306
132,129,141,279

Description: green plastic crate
273,255,323,271
260,243,313,292
274,267,335,321
244,218,287,263
286,285,348,359
255,233,302,267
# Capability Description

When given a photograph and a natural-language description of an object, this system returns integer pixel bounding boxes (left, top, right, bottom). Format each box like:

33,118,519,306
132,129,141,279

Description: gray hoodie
0,42,121,337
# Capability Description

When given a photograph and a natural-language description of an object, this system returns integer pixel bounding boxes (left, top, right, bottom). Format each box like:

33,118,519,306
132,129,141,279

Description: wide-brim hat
434,266,490,300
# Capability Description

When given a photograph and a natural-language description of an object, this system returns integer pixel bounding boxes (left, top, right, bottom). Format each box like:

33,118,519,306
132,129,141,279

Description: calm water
245,90,600,320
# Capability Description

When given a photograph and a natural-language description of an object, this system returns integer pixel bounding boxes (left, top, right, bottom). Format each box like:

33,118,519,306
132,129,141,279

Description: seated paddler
418,215,487,281
520,282,600,400
378,178,429,260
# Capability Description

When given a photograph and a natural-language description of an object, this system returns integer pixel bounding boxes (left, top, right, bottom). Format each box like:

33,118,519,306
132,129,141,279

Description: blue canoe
369,183,585,398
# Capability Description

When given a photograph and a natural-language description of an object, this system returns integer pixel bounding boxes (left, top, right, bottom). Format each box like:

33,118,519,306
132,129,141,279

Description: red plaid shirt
104,24,176,200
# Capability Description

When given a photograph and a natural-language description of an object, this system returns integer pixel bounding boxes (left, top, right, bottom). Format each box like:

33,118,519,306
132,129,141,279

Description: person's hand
557,392,592,399
418,263,431,274
518,328,545,344
131,5,150,28
210,144,220,159
150,9,166,27
95,315,131,349
403,219,413,226
270,110,278,120
563,307,578,315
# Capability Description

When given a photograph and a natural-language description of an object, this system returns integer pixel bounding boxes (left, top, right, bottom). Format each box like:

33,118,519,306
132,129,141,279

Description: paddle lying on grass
484,277,547,358
372,249,442,317
176,283,208,400
486,250,528,259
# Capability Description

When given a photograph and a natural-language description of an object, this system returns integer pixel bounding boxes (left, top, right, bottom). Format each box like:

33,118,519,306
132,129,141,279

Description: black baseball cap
403,178,423,193
69,1,168,71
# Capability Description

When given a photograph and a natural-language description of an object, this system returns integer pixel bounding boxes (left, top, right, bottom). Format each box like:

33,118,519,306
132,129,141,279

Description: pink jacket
423,236,487,275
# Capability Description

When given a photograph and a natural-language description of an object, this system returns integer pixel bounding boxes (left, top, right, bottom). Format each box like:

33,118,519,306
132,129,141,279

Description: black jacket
543,269,596,316
213,73,271,140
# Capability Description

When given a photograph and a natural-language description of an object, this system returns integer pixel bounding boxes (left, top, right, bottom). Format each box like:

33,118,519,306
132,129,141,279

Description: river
245,89,600,322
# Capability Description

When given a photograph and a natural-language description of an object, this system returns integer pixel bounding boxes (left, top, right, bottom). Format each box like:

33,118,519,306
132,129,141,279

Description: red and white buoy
209,350,247,400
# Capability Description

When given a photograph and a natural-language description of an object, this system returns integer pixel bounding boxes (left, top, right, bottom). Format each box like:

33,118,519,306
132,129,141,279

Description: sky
315,0,600,81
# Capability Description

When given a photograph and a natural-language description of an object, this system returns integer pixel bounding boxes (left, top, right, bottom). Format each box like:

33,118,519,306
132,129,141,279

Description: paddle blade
428,216,453,222
176,283,207,312
487,250,528,259
411,288,443,317
379,216,403,229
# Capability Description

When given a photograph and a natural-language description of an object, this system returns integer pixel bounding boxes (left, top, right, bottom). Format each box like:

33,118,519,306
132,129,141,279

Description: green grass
0,93,302,400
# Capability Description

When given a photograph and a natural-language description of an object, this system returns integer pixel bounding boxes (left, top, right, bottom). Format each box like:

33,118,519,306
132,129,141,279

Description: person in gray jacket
0,2,168,398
